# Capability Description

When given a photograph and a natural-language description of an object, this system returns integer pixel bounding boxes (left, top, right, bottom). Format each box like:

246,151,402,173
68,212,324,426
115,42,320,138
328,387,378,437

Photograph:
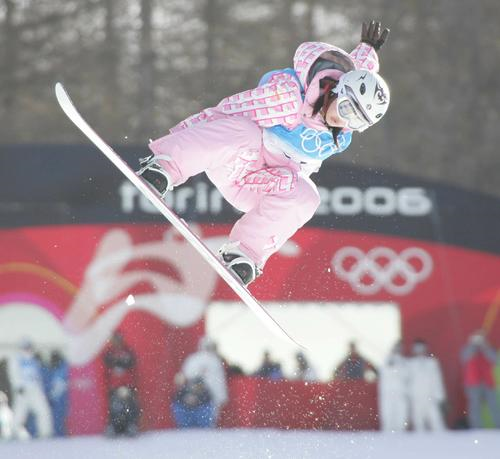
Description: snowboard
54,82,304,349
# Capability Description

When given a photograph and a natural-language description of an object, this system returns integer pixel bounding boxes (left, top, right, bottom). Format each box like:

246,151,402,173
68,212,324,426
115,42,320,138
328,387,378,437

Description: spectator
377,341,409,432
43,351,69,437
333,341,377,381
171,373,214,428
8,340,53,438
24,351,44,438
104,332,137,392
0,391,15,440
461,330,500,429
254,351,283,380
407,338,446,431
292,352,318,382
103,332,139,434
225,362,245,377
0,358,10,395
106,386,140,436
181,337,228,426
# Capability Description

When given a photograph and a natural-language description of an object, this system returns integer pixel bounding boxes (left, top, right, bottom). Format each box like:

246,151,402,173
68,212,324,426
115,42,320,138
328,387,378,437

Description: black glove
361,20,390,51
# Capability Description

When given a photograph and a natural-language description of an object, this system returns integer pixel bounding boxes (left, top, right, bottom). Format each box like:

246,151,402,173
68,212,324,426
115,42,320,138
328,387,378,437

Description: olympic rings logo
332,247,433,296
300,128,336,157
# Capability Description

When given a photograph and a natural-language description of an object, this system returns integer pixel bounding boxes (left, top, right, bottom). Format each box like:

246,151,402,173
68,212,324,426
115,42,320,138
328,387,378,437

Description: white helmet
333,69,390,132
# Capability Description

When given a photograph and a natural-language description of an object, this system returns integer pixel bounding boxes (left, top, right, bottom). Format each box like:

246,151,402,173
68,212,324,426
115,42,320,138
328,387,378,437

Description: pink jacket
170,42,380,134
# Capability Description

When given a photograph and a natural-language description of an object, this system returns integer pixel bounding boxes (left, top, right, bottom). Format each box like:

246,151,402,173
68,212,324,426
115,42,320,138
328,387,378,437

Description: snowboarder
138,21,391,286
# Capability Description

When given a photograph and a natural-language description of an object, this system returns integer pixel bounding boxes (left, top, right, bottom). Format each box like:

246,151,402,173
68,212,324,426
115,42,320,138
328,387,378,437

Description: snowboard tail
54,82,304,349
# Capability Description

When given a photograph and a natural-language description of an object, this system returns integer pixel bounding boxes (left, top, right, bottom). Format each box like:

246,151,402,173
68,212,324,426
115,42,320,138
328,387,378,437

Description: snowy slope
1,429,498,459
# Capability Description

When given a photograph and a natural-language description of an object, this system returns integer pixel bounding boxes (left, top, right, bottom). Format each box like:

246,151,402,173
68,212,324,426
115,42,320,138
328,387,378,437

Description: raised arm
350,20,390,72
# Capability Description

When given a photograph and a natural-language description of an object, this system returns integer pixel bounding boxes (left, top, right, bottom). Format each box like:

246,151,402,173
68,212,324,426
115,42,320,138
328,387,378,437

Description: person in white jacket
407,338,446,431
377,341,409,432
8,341,53,438
181,337,228,426
293,351,318,382
0,391,15,440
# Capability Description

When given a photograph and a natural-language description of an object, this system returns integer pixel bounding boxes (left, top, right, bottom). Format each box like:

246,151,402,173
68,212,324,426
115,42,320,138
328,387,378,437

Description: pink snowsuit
149,42,380,268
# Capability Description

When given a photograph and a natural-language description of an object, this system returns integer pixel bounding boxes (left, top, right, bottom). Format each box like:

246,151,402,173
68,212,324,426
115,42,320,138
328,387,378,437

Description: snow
1,429,498,459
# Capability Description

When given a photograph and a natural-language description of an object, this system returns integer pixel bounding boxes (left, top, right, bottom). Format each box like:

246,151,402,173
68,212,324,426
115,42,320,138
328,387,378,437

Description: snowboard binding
136,154,173,198
219,243,262,287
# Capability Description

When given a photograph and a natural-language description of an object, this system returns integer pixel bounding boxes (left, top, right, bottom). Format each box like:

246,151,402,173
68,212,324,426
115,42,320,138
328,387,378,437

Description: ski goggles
336,95,372,132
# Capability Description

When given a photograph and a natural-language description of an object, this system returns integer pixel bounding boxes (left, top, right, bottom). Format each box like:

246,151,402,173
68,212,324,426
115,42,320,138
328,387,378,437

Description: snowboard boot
136,154,172,198
219,243,262,287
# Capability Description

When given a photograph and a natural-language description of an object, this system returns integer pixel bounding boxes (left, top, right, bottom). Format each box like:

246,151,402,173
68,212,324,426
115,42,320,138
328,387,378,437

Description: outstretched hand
361,20,390,51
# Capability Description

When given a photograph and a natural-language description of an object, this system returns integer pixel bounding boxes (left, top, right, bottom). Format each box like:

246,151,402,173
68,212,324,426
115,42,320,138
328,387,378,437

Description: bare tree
1,0,500,196
136,0,155,137
1,0,18,137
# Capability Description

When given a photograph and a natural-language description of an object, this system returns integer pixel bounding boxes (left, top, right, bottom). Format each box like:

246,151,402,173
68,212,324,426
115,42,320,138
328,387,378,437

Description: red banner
1,223,499,430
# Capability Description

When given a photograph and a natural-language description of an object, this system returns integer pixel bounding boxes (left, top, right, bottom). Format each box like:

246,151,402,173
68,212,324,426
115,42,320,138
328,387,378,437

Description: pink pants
149,118,320,267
